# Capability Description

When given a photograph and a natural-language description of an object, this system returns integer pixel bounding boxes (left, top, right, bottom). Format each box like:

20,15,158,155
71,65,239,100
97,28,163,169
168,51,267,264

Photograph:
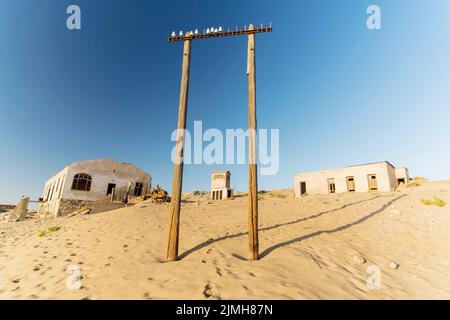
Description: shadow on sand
259,194,406,258
179,194,405,260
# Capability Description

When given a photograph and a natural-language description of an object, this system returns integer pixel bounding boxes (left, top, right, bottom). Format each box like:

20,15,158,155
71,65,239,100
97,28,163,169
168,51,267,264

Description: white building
211,171,233,200
38,158,151,217
294,161,409,197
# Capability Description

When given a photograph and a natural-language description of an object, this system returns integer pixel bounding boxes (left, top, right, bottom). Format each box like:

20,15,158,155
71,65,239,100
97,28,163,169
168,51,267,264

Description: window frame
71,173,92,192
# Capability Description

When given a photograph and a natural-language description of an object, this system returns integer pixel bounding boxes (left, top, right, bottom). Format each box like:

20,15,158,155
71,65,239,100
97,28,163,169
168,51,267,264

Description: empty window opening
397,178,405,185
134,182,143,196
347,177,355,192
219,190,223,200
72,174,92,191
328,179,336,194
368,174,378,191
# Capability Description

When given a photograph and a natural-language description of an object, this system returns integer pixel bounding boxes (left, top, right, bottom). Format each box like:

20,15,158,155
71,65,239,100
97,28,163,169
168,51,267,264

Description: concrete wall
211,188,233,200
211,171,230,189
395,167,410,183
294,162,398,197
39,158,151,217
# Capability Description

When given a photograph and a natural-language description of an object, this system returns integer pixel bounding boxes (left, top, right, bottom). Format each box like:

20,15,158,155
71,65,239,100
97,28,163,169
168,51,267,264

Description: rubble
143,185,171,203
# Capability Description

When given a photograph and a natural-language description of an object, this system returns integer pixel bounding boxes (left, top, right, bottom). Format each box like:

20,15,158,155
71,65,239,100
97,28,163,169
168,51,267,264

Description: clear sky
1,0,450,204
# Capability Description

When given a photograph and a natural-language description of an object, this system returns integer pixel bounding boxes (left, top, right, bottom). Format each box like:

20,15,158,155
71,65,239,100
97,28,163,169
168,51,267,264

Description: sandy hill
0,180,449,299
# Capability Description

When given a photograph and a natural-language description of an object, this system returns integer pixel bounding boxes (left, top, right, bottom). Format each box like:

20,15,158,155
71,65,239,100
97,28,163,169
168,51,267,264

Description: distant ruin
210,171,233,200
38,158,151,217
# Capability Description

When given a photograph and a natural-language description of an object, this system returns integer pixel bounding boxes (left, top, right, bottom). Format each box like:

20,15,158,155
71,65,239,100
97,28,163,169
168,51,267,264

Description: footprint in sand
203,284,213,298
143,292,151,300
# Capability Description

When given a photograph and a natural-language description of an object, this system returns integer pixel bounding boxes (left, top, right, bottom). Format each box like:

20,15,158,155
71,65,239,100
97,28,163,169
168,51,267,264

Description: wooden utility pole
167,38,192,261
166,24,271,262
247,24,259,260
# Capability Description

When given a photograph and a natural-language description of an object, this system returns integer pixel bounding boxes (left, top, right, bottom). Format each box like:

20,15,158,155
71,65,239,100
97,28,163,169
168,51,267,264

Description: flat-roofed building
294,161,409,197
211,171,233,200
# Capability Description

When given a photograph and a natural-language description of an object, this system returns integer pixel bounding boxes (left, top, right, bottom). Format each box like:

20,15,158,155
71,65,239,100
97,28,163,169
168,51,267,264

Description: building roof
296,161,402,176
45,158,151,183
0,204,16,210
347,161,395,168
211,170,230,174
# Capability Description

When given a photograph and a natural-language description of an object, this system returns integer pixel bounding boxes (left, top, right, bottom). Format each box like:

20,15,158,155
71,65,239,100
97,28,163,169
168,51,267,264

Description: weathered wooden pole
167,38,192,262
247,24,259,260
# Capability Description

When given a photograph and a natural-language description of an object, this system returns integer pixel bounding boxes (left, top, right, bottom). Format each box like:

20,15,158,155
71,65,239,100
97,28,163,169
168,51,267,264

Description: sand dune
1,180,449,299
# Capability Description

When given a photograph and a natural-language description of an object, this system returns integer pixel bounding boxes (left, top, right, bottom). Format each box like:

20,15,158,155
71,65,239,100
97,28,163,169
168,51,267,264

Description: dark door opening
106,183,116,196
300,182,307,195
397,178,405,185
227,189,232,198
134,182,143,196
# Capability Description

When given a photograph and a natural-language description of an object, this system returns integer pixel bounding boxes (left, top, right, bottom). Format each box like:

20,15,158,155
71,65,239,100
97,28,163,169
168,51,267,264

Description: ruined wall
60,158,151,202
38,158,151,217
56,199,94,217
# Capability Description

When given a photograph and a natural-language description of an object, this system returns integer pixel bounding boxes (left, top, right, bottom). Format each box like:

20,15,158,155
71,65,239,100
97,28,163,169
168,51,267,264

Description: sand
0,180,449,300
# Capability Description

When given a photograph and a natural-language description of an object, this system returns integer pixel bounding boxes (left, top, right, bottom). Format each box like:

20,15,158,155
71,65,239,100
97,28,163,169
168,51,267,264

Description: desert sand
0,180,449,300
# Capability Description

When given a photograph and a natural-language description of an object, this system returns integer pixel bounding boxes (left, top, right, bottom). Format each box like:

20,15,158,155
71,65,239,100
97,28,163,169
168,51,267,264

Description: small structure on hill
294,161,409,197
38,158,151,217
210,171,233,200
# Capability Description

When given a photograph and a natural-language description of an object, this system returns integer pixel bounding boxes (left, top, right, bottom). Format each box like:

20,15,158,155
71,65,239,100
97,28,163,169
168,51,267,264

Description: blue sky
1,0,450,204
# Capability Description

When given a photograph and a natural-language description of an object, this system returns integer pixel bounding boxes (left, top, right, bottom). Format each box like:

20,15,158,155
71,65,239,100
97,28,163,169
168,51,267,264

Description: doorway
346,177,356,192
368,175,378,191
328,178,336,194
299,182,306,195
134,182,143,196
106,183,116,196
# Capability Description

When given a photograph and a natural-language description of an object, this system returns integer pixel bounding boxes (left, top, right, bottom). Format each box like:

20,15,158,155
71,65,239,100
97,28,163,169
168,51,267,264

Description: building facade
211,171,233,200
294,161,409,197
38,158,151,217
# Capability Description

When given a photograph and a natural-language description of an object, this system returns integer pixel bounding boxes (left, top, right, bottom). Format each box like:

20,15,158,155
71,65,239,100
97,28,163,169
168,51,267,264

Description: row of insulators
170,24,271,38
171,27,225,38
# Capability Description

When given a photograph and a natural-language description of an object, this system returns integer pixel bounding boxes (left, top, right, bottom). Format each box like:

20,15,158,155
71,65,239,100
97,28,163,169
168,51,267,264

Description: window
58,176,66,199
71,174,92,191
328,178,336,194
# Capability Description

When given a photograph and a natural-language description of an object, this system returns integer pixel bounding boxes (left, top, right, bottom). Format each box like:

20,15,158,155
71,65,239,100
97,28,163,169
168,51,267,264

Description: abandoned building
294,161,409,197
211,171,233,200
38,158,151,217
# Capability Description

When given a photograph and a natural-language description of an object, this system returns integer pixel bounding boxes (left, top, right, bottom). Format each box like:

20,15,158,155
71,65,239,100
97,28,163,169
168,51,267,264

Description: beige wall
294,162,399,197
211,171,230,189
395,167,410,183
